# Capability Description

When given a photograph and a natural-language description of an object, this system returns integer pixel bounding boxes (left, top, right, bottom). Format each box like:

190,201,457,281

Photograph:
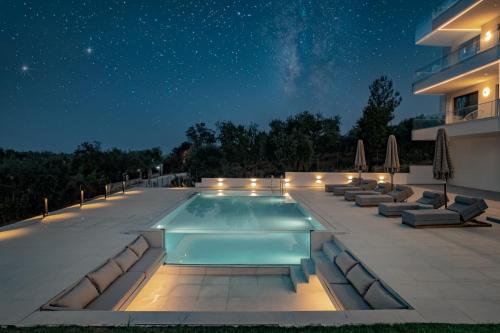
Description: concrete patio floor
1,185,499,326
126,267,335,312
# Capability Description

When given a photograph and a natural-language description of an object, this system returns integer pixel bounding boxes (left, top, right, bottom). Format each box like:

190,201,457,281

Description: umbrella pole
358,170,362,185
390,173,394,191
444,181,447,209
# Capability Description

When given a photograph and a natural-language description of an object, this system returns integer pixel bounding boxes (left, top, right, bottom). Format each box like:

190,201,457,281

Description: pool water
154,192,324,265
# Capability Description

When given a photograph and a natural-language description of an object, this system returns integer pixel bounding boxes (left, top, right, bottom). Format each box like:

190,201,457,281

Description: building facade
412,0,500,192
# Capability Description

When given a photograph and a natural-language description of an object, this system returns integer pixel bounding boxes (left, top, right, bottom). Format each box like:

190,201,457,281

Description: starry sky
0,0,443,153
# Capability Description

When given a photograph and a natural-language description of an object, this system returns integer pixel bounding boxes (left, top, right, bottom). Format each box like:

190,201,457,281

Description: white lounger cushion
51,277,99,309
346,264,376,295
128,236,150,257
114,248,139,272
334,251,358,275
364,281,405,309
86,260,123,293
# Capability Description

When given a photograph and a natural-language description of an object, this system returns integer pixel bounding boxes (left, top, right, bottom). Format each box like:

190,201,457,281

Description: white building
412,0,500,192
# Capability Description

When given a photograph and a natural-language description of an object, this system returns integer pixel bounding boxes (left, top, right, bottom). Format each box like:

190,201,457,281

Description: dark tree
354,76,402,168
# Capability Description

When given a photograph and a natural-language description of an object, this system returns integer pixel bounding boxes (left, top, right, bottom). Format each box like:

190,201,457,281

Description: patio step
322,241,339,262
301,258,315,282
290,265,307,293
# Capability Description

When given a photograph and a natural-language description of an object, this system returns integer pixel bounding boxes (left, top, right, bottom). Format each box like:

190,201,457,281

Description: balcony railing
414,38,483,82
415,0,461,42
413,99,500,130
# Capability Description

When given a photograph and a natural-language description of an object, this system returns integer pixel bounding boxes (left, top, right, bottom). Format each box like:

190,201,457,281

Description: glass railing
415,0,460,42
414,40,482,82
413,100,500,130
413,114,445,130
164,229,312,265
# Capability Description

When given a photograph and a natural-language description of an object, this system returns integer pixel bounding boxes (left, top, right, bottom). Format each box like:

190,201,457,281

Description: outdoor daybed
343,183,391,201
355,185,414,207
325,178,361,192
378,191,446,217
313,239,409,310
402,195,491,228
42,229,165,311
332,179,377,196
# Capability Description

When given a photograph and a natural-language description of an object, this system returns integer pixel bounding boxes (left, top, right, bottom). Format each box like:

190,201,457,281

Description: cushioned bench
402,209,460,228
314,240,408,310
344,190,380,201
42,229,165,311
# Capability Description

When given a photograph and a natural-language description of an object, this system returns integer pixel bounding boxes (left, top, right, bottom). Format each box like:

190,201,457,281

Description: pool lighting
484,30,492,42
348,175,353,181
250,178,257,187
217,178,224,187
378,176,385,183
315,175,322,184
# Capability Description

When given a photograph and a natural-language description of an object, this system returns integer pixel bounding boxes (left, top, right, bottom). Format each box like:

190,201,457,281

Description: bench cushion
329,284,370,310
346,264,376,295
364,281,405,309
402,209,460,227
128,236,150,257
333,186,362,195
356,194,393,207
129,248,165,277
86,260,123,293
51,277,99,310
114,248,139,272
335,251,358,275
86,272,145,311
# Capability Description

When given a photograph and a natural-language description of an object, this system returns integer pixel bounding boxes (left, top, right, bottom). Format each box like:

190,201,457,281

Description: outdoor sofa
355,185,414,207
344,183,391,201
312,238,409,310
325,178,361,192
42,229,165,311
378,191,446,217
332,179,377,196
402,195,491,228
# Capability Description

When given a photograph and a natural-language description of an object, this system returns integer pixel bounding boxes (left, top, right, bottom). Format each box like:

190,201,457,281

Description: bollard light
43,197,48,217
80,186,84,207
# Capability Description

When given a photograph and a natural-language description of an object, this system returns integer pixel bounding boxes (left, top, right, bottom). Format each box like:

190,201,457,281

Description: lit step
301,258,315,282
290,265,307,293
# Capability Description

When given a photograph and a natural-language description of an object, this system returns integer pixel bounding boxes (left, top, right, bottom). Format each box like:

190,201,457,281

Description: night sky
1,0,443,153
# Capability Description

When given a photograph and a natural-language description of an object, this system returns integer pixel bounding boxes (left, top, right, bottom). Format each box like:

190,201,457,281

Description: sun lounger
344,183,391,201
402,195,491,228
378,191,446,217
355,185,414,207
325,178,361,192
333,179,377,196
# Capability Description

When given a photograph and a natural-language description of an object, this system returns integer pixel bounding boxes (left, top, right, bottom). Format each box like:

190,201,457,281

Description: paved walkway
0,188,193,325
291,186,500,324
2,186,500,326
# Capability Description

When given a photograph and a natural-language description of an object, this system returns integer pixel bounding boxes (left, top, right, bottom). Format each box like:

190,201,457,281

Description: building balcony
412,99,500,140
415,0,498,46
413,44,499,94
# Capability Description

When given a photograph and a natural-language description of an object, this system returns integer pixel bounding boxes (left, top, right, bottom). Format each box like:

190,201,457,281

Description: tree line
165,76,434,178
0,76,434,226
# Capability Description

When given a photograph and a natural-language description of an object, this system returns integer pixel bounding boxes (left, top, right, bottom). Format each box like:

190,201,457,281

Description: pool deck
1,185,500,326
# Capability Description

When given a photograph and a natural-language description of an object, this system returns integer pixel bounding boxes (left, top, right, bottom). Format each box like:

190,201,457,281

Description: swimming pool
154,191,324,265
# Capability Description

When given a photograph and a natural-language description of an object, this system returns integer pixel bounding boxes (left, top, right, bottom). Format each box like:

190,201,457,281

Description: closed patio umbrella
433,128,453,208
354,139,367,185
384,135,400,191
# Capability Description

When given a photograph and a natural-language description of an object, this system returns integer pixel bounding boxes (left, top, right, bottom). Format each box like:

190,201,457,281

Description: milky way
0,0,442,152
